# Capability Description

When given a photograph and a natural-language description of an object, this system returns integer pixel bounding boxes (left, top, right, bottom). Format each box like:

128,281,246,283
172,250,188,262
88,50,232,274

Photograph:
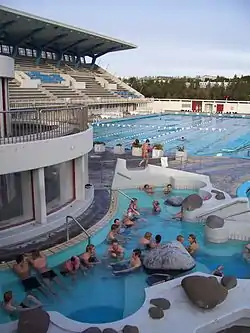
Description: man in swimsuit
2,290,42,320
186,234,199,255
107,224,119,243
80,244,100,268
13,255,51,298
112,249,142,274
108,240,124,259
138,139,150,167
28,250,66,291
60,256,84,280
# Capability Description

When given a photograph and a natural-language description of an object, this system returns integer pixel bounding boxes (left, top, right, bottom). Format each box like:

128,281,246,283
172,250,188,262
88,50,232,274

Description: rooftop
0,5,136,58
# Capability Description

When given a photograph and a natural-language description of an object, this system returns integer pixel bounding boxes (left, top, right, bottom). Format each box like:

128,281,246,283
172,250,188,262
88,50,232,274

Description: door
192,101,202,112
216,104,224,113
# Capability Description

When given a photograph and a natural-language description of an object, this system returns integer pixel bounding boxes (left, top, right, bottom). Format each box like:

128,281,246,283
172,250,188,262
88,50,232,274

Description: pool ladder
65,215,91,245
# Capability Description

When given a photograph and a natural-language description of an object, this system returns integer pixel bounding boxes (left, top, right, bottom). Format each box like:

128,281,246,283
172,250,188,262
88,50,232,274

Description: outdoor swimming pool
0,188,249,325
93,114,250,158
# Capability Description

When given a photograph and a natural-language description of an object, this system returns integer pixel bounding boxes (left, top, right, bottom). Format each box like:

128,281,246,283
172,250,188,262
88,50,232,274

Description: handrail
117,172,131,180
65,215,91,244
116,189,134,201
198,199,248,218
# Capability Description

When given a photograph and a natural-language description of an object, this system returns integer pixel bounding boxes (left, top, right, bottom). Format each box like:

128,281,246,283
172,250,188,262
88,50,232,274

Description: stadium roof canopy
0,5,136,58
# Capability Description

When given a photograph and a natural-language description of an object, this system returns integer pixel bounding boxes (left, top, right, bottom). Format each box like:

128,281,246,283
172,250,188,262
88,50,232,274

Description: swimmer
153,234,162,248
176,235,185,244
107,224,119,243
80,244,100,268
186,234,199,255
141,184,154,195
2,291,42,320
127,198,140,218
212,265,224,277
164,184,172,195
61,256,83,280
108,240,124,259
122,216,135,228
140,232,154,250
112,249,142,275
152,200,161,213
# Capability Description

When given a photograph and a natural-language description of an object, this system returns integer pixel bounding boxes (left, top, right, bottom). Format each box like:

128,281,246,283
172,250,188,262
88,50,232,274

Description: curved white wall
0,55,14,78
0,127,93,174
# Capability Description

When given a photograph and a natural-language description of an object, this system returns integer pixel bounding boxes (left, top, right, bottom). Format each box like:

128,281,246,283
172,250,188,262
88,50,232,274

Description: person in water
107,224,119,242
112,249,142,274
140,232,154,250
80,244,100,268
138,139,150,167
212,265,224,277
108,239,124,259
141,184,154,195
127,198,140,219
2,291,42,320
154,234,162,247
186,234,199,255
152,200,161,213
164,184,173,194
13,254,51,298
61,256,82,280
122,216,135,228
176,235,185,244
28,250,66,291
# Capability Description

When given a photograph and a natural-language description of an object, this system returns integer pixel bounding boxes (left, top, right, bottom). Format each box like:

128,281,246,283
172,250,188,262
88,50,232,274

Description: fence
0,105,88,144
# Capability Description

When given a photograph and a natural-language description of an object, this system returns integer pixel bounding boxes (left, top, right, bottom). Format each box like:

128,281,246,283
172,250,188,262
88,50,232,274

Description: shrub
153,143,164,150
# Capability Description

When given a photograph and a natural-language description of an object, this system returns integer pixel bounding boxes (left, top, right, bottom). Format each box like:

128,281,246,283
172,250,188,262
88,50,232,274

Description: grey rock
150,298,171,310
182,194,203,211
215,192,226,200
181,275,228,309
82,328,102,333
17,308,50,333
103,329,118,333
122,325,140,333
206,215,224,229
143,241,195,272
164,196,183,207
221,276,237,290
148,306,164,319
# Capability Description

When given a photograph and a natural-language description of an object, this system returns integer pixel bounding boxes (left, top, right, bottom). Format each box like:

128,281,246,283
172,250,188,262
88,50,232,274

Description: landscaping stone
122,325,140,333
221,276,237,290
150,298,171,310
17,308,50,333
181,275,228,309
206,215,224,229
182,194,203,211
82,328,102,333
148,306,164,319
103,329,118,333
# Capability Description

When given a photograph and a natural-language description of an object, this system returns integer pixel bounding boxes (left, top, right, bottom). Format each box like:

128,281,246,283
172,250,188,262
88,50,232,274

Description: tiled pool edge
0,191,118,271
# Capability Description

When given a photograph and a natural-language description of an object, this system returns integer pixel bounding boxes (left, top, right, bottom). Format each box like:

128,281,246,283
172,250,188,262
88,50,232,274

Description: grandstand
0,5,151,116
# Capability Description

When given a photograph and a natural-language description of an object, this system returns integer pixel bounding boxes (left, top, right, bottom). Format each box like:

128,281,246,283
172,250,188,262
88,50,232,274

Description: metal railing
116,189,134,201
0,105,88,144
65,215,91,244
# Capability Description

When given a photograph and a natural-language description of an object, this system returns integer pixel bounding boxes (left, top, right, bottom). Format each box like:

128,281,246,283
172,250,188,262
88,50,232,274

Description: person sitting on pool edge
13,254,52,298
164,184,173,195
152,200,161,213
108,239,124,260
186,234,199,255
2,290,42,320
140,232,154,250
80,244,100,268
112,249,142,275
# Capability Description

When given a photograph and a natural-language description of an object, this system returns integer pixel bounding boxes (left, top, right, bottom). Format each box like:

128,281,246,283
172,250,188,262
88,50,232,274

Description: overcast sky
1,0,250,77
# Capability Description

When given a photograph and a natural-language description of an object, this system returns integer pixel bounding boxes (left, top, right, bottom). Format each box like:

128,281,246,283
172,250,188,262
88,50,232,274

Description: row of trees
122,76,250,100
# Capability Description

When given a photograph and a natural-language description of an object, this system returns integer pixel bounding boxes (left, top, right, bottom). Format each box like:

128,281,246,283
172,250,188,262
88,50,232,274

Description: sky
1,0,250,77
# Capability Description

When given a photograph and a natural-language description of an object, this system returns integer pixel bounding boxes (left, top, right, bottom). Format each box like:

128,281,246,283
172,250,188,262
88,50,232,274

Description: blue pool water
93,114,250,158
1,189,249,324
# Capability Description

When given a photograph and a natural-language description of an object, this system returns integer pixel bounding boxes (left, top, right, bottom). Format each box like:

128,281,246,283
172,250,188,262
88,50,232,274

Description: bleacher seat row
9,56,143,105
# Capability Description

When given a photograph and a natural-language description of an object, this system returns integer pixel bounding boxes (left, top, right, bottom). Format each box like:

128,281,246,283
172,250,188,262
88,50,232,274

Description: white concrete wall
0,127,93,174
21,79,41,88
0,55,14,78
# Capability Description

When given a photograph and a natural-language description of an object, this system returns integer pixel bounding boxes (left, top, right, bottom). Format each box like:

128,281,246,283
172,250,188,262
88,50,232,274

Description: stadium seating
8,56,144,105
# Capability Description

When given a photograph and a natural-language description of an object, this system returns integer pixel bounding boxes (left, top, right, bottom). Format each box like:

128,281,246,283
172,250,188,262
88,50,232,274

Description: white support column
83,154,89,185
0,55,14,138
20,171,33,221
75,156,86,201
59,162,74,204
33,168,47,224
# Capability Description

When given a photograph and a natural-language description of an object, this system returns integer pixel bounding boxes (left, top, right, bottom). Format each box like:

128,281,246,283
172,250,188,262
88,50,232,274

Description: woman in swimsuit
186,234,199,255
127,199,140,219
61,256,84,280
138,139,150,167
29,250,66,291
80,244,100,268
140,232,154,250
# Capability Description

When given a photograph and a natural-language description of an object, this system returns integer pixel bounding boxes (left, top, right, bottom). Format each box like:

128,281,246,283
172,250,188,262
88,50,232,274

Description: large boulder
148,307,164,319
143,241,196,274
150,298,171,310
123,325,139,333
17,308,50,333
182,194,203,211
164,196,183,207
206,215,224,229
82,328,102,333
221,276,237,290
181,275,228,309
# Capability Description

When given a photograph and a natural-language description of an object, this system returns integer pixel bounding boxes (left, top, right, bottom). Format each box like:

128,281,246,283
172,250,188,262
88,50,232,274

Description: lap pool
0,188,249,325
93,114,250,158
